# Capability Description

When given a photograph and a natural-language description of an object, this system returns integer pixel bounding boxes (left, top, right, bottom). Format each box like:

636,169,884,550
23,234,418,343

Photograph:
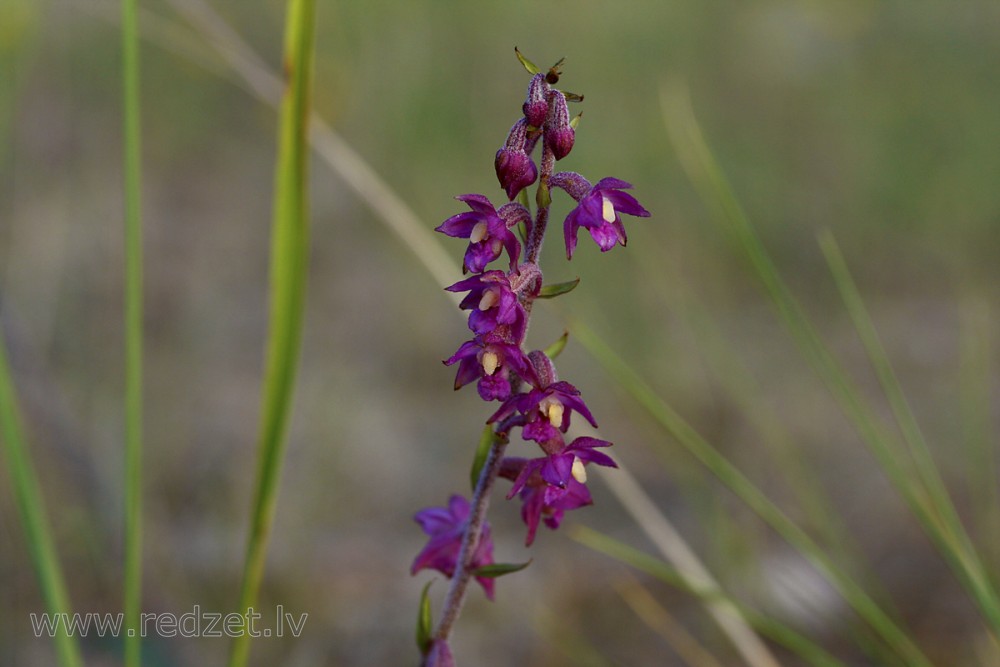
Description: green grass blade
959,295,999,569
226,1,316,666
662,80,1000,646
818,230,1000,635
573,526,847,667
121,0,144,663
0,337,84,667
571,319,932,667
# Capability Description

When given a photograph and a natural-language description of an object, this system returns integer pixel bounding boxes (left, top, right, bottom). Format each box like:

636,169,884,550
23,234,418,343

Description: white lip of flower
571,456,587,483
481,351,500,376
601,195,616,224
470,221,489,243
478,288,500,311
539,398,564,428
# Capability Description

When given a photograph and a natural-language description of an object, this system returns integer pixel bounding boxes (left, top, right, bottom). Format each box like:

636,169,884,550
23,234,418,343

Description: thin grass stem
0,337,84,667
958,294,999,570
121,0,144,662
818,230,1000,636
661,79,1000,651
574,526,847,667
613,572,727,667
590,460,781,667
226,1,316,666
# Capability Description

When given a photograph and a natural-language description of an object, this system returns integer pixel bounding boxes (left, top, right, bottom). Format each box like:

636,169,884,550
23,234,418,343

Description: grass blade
226,1,316,666
958,295,999,569
590,460,781,667
120,0,145,662
818,230,1000,635
662,78,1000,647
574,526,847,667
0,336,84,667
571,318,932,666
613,572,726,667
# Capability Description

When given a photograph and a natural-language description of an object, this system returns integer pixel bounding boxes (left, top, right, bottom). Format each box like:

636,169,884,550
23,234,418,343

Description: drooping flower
412,494,496,600
500,456,598,546
495,118,538,200
445,271,526,340
435,195,521,274
507,436,616,495
557,177,650,259
489,380,597,440
445,336,537,401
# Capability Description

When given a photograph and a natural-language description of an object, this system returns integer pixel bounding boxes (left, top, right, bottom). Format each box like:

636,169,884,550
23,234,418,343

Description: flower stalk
412,51,650,665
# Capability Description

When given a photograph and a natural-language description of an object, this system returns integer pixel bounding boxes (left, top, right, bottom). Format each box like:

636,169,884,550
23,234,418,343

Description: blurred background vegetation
2,0,999,665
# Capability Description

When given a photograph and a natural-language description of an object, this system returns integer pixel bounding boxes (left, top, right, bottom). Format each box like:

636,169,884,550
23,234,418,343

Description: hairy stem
526,145,556,265
434,436,509,641
433,138,557,647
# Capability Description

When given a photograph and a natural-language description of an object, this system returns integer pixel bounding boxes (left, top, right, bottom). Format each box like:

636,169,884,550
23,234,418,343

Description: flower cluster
411,51,649,666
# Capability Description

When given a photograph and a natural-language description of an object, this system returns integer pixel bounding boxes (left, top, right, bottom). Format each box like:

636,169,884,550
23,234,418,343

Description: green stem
0,335,84,667
226,1,316,666
121,0,144,663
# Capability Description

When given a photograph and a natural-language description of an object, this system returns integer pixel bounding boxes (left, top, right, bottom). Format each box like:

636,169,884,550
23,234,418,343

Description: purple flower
489,381,598,446
495,119,538,200
507,437,616,495
412,494,496,600
435,195,521,274
446,271,526,340
560,177,650,259
500,456,596,546
445,336,537,401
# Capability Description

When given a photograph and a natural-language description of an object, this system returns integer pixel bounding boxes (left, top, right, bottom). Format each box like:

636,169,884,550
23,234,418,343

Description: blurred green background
2,0,999,665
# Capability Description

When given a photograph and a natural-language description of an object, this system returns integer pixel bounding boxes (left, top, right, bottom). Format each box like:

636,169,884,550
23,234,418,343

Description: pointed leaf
472,560,532,578
514,47,540,74
470,424,496,491
543,331,570,360
416,580,434,652
538,278,580,299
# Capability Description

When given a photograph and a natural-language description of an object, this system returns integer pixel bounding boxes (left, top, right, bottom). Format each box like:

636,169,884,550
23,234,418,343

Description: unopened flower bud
544,90,574,160
495,118,538,200
522,73,550,128
527,350,558,388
